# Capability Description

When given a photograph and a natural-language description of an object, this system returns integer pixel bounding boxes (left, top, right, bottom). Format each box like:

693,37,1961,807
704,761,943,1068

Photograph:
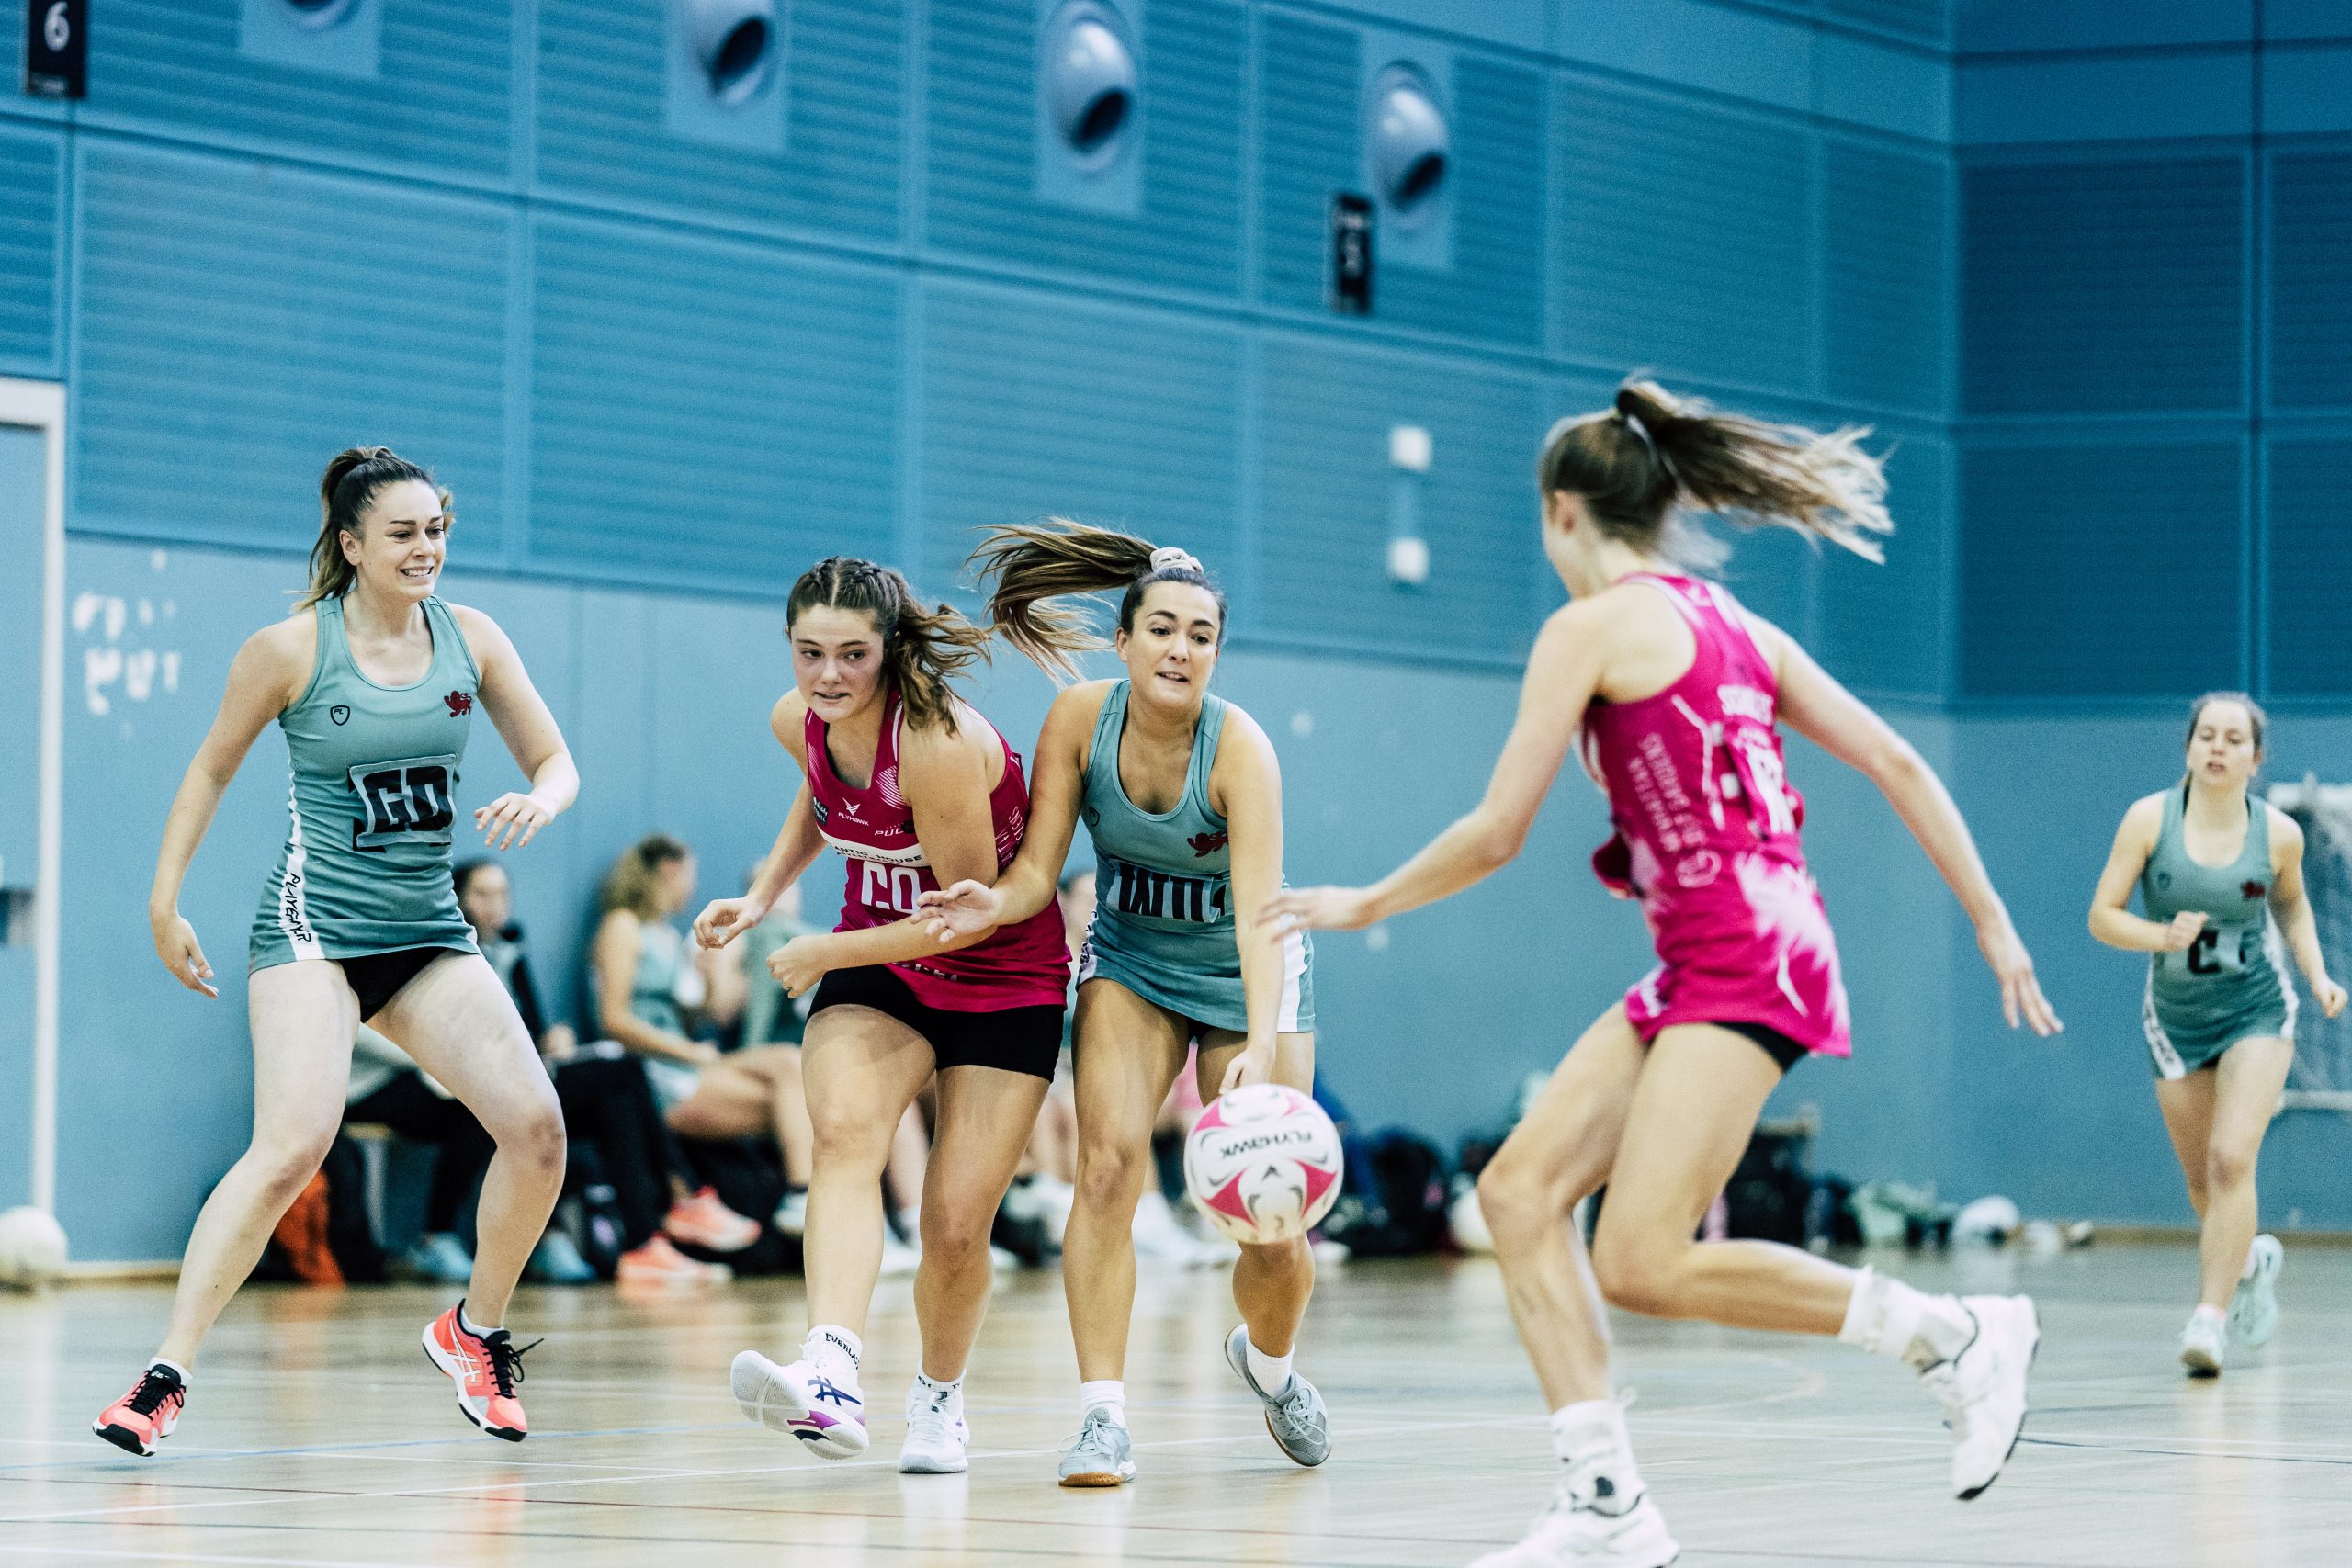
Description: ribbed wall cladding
536,0,903,242
927,0,1244,297
529,215,902,590
0,125,60,374
1555,81,1813,392
918,280,1242,591
81,0,513,182
1824,141,1948,417
74,143,511,553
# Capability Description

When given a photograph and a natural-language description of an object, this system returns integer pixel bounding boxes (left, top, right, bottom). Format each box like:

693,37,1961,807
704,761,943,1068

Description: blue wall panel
1257,11,1357,315
1258,336,1545,662
1816,437,1949,698
535,0,903,242
1823,141,1948,417
2269,151,2352,411
1958,440,2244,698
82,0,511,182
1555,81,1813,394
917,279,1241,594
74,143,511,555
1962,156,2245,415
928,0,1243,298
0,124,60,375
1821,0,1949,47
528,216,902,591
2266,437,2352,698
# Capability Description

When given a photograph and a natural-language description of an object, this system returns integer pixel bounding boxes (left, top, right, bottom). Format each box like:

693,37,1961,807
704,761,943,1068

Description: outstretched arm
2269,812,2348,1018
1266,603,1605,933
151,620,308,998
1216,708,1294,1090
915,684,1098,941
1770,622,2062,1035
459,606,578,850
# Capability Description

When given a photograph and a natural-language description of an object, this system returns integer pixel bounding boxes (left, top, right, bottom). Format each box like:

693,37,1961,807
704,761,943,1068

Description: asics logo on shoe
811,1377,860,1409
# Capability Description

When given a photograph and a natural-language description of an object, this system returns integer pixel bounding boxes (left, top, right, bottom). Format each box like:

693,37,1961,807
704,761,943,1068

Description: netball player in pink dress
1266,381,2064,1568
694,558,1069,1475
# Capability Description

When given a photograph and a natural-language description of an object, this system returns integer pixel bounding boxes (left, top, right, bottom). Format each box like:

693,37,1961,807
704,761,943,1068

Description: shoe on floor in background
2179,1304,2225,1378
2228,1234,2282,1348
616,1233,731,1288
664,1187,761,1253
526,1229,596,1283
393,1231,475,1285
1133,1190,1232,1268
773,1186,809,1238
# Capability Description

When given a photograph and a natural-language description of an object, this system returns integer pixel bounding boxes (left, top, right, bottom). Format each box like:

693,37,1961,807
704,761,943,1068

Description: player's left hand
474,792,553,851
1261,886,1378,935
2317,977,2347,1020
767,933,834,998
1218,1039,1278,1095
1977,919,2064,1037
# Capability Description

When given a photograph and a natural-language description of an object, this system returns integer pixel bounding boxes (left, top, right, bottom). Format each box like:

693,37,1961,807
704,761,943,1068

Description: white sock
1079,1379,1125,1426
913,1371,962,1416
2191,1302,2226,1327
458,1303,497,1337
149,1357,189,1384
1550,1399,1644,1510
1838,1267,1974,1371
1244,1337,1295,1396
804,1325,863,1391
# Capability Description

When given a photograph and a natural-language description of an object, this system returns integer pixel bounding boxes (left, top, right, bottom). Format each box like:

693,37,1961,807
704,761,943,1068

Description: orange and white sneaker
422,1302,537,1442
93,1361,187,1456
616,1233,733,1287
663,1187,761,1253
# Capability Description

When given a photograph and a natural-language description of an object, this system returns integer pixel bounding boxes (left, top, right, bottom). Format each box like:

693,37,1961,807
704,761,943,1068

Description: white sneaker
898,1381,969,1474
2180,1308,2225,1378
1922,1294,2037,1500
1133,1190,1233,1267
1468,1471,1679,1568
772,1188,808,1238
2228,1234,2282,1348
878,1225,921,1279
729,1351,869,1459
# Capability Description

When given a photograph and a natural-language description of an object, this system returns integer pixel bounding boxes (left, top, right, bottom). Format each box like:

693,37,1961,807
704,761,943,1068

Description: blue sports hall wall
8,1,2352,1258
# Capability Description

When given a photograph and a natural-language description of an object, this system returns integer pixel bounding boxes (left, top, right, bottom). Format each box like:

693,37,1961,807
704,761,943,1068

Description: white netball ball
0,1206,68,1290
1183,1084,1343,1246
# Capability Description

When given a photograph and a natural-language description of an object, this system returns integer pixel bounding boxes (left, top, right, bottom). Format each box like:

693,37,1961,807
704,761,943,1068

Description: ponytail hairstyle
2184,691,2267,759
1537,378,1893,569
299,446,449,608
785,557,990,734
600,833,691,919
967,518,1227,683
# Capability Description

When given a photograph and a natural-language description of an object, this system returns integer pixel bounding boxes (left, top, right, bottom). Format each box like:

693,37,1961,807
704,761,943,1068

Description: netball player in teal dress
95,449,577,1455
2089,693,2345,1376
918,522,1325,1488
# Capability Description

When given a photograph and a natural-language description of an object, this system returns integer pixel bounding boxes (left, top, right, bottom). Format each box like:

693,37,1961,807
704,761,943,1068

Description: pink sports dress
804,687,1069,1011
1577,574,1851,1059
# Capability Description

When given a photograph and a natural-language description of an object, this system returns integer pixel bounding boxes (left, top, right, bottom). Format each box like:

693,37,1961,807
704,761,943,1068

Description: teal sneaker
1224,1325,1329,1467
1057,1406,1136,1487
2228,1234,2283,1348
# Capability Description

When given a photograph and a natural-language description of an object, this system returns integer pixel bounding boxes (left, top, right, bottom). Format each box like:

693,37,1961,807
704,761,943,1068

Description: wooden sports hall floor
3,1244,2346,1567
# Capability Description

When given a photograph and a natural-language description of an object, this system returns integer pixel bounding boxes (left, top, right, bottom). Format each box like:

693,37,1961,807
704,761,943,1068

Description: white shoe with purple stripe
730,1350,869,1458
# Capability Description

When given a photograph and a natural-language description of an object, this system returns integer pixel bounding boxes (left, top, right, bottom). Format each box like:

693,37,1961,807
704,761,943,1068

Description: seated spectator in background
588,835,824,1242
343,1025,494,1283
458,855,753,1287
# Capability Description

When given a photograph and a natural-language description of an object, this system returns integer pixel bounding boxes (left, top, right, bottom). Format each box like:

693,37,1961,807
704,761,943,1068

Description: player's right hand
916,880,1001,942
2161,910,2209,952
153,911,218,998
693,896,765,950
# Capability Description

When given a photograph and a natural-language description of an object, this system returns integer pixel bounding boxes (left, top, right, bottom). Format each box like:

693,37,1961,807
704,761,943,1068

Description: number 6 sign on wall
24,0,87,99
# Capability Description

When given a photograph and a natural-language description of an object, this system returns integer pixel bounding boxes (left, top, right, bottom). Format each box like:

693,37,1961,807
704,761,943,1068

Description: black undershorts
1717,1020,1810,1075
337,946,466,1021
808,964,1065,1082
